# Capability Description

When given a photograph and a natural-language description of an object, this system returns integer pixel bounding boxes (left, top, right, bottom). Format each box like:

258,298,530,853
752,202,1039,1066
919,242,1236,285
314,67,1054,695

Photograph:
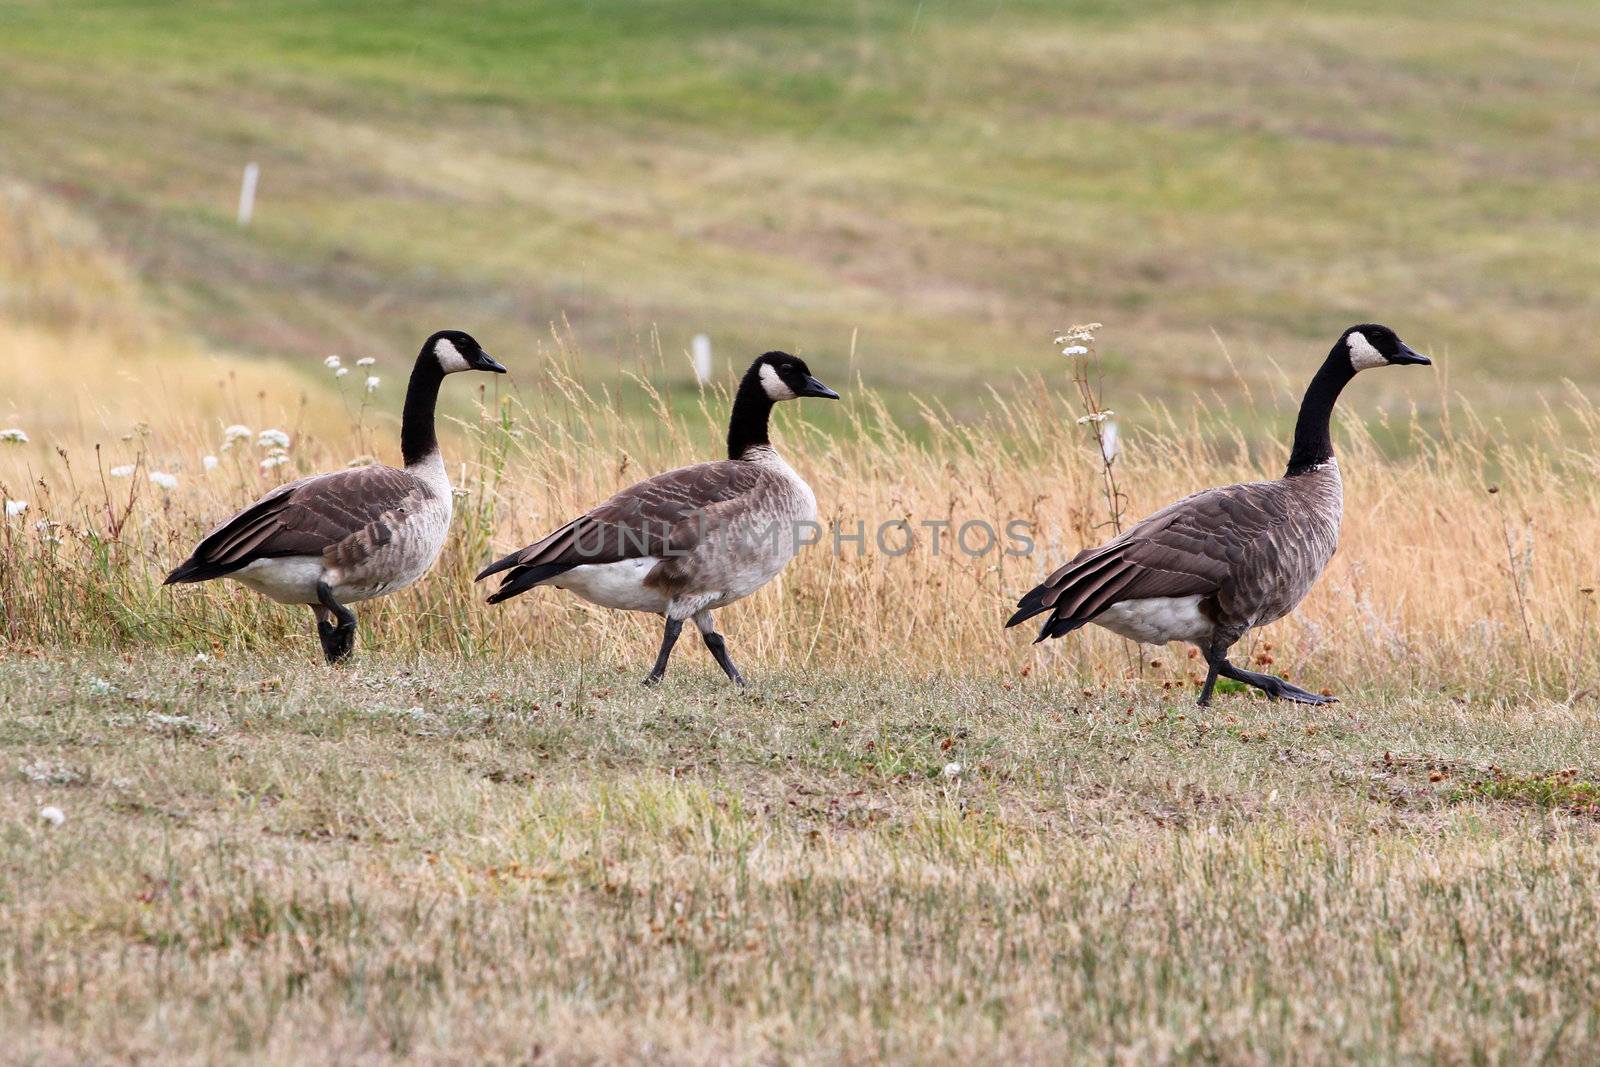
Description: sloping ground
0,181,352,446
2,0,1597,428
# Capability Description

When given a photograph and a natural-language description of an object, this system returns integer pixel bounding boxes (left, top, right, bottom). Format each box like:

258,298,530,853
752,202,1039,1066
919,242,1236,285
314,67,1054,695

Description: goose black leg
1198,661,1222,707
693,611,746,687
315,581,358,665
643,617,683,686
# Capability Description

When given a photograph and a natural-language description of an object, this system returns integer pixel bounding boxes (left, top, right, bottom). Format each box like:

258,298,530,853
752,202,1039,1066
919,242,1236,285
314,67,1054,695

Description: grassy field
6,651,1600,1063
5,2,1600,1062
2,0,1599,430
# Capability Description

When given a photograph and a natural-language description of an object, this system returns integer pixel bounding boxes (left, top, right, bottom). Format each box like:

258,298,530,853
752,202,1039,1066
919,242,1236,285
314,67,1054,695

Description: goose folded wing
166,467,428,583
1009,483,1284,631
477,461,766,590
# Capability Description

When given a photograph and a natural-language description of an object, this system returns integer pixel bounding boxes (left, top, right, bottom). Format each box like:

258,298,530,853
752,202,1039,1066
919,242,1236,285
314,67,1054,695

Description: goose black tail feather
475,550,525,583
484,562,577,605
1005,584,1054,629
1036,612,1091,643
164,557,250,585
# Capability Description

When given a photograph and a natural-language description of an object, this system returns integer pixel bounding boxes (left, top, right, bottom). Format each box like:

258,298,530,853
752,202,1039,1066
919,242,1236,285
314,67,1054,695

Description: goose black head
1340,324,1431,372
426,330,507,375
750,351,840,401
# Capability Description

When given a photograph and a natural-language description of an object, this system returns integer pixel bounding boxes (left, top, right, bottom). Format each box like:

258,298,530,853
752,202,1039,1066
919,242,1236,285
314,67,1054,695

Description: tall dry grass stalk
4,327,1597,703
3,177,1596,700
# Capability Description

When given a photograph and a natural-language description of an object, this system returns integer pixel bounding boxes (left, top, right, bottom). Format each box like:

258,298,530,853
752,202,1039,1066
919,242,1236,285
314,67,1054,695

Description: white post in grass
237,162,260,226
691,333,712,384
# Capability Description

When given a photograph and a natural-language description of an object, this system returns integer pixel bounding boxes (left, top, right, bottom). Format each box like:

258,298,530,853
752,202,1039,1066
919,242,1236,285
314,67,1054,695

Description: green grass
1449,769,1600,815
2,0,1598,433
5,649,1600,1062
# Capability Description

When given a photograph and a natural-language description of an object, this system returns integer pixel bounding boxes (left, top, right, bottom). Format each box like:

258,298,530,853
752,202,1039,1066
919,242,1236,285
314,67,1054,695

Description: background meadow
4,2,1600,1063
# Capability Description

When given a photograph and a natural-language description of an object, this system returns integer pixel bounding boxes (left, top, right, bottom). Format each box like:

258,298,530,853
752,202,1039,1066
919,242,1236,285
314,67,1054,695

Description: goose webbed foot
1252,674,1337,705
315,582,358,667
318,620,357,665
1205,657,1336,706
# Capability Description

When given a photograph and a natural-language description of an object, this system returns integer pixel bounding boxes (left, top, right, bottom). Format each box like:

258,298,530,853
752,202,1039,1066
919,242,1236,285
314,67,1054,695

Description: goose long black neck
1285,349,1356,477
727,369,775,460
401,349,445,467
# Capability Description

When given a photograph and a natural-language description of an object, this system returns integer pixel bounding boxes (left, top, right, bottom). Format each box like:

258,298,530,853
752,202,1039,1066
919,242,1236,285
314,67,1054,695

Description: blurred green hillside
2,0,1597,430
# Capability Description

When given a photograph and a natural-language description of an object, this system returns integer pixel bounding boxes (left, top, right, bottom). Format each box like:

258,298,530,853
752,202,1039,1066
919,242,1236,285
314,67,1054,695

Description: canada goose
477,351,839,686
1007,324,1431,706
165,330,507,663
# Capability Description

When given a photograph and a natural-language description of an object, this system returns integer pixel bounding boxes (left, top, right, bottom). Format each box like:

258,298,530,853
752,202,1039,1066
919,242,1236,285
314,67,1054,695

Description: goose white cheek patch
1346,331,1387,371
759,363,797,400
434,338,471,373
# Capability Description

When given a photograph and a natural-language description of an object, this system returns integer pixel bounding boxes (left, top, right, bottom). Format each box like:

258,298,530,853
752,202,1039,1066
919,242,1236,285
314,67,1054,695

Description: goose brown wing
165,466,430,584
477,460,768,602
1007,481,1286,640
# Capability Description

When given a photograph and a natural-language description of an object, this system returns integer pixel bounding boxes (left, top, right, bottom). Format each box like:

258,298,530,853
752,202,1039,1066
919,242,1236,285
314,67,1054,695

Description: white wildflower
260,453,289,471
1099,420,1120,464
202,454,219,472
257,429,290,450
1075,411,1114,424
365,375,380,393
39,805,65,828
109,464,136,478
149,471,178,490
1061,345,1089,357
0,428,28,443
335,367,349,378
221,425,252,451
943,762,963,780
193,652,210,665
356,357,375,367
4,499,27,517
1065,322,1101,339
324,355,342,369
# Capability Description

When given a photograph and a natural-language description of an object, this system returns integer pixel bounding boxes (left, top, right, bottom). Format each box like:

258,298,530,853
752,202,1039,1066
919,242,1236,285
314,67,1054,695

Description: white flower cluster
215,425,294,471
0,427,28,444
101,464,180,487
4,499,28,518
1055,323,1101,357
365,375,380,393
